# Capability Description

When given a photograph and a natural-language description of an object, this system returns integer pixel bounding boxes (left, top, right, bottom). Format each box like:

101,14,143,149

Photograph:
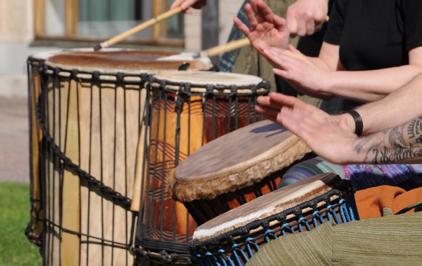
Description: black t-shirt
325,0,422,71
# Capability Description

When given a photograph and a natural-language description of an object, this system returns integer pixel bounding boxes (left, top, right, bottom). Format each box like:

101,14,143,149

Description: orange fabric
355,185,422,219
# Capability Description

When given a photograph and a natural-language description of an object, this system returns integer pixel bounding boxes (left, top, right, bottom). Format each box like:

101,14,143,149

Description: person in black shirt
235,0,422,105
235,0,422,189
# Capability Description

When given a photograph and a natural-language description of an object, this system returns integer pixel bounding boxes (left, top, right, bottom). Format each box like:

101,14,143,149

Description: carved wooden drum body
171,120,312,225
135,70,269,263
28,49,209,266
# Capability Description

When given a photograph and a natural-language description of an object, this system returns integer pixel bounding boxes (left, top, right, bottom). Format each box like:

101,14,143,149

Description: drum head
170,120,311,202
46,49,211,73
193,173,342,241
153,70,265,90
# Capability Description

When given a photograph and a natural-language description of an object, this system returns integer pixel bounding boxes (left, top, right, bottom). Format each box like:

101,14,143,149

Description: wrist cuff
347,110,363,137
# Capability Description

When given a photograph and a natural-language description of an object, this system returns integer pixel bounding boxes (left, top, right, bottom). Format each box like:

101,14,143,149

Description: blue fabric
282,157,422,191
217,2,248,72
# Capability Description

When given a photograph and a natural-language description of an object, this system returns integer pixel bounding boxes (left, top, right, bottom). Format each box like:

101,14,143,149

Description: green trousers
248,212,422,266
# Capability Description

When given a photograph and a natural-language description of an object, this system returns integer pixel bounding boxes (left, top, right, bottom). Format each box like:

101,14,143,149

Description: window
34,0,184,46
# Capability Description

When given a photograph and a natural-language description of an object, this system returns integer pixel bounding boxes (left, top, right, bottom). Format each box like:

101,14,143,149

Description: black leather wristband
347,110,363,137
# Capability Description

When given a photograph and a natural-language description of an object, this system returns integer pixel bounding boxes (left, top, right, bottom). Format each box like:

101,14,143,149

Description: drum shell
31,49,211,266
136,75,269,262
193,183,356,265
27,56,47,246
39,65,145,266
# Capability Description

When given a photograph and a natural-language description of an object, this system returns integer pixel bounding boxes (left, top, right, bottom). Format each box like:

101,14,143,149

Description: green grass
0,182,42,266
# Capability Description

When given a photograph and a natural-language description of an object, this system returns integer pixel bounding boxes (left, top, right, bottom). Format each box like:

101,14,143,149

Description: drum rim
192,173,351,245
170,120,310,202
150,70,270,94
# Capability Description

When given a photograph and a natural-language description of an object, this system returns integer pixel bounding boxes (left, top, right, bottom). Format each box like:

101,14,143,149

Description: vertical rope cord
42,68,52,266
51,69,58,265
75,76,83,266
121,73,129,266
159,89,168,240
111,76,118,266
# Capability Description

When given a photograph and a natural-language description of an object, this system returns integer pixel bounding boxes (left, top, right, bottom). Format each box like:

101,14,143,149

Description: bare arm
351,116,422,164
259,93,422,164
333,73,422,135
266,45,422,102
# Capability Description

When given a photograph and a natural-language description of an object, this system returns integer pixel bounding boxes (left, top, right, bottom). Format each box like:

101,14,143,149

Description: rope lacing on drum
312,209,326,227
263,228,278,243
245,237,259,258
280,222,295,236
231,241,248,265
194,188,356,264
297,216,312,232
116,72,125,86
35,70,132,210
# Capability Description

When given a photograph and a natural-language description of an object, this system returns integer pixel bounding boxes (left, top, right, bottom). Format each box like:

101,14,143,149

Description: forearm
325,65,422,102
349,116,422,164
336,74,422,135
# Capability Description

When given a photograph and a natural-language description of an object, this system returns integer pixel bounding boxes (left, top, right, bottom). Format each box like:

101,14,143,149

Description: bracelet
347,110,363,137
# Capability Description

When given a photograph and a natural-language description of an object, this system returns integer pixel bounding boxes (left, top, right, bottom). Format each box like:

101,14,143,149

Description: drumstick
94,7,183,51
130,123,147,212
203,38,250,57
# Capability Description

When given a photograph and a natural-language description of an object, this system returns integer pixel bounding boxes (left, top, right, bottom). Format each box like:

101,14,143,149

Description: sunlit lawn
0,182,42,266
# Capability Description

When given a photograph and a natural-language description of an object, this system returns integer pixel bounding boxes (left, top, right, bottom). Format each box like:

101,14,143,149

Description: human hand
170,0,207,12
234,0,290,54
263,45,332,98
258,93,359,164
286,0,329,36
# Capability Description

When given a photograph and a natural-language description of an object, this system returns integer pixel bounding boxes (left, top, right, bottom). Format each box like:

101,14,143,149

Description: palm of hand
250,23,288,51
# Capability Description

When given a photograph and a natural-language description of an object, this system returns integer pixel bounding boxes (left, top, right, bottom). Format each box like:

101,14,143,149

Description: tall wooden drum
135,70,270,264
29,49,210,266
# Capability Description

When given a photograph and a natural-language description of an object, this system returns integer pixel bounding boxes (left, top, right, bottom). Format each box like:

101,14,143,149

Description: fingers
268,92,303,108
171,0,198,11
255,105,279,121
256,0,275,23
306,20,316,35
296,17,306,36
233,17,251,36
170,0,183,9
256,95,283,111
273,15,286,31
286,9,298,35
244,3,258,28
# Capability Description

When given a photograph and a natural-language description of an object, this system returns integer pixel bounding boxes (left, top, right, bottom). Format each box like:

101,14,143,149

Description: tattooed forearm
407,117,422,144
353,116,422,164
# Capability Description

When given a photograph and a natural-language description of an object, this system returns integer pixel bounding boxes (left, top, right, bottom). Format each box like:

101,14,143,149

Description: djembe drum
135,70,269,264
192,173,357,265
170,120,311,224
30,49,210,266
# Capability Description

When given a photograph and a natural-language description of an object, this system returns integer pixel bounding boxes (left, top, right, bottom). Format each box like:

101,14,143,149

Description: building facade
0,0,243,96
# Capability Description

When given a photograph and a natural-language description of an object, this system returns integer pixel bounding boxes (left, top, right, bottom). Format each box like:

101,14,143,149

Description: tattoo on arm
353,116,422,164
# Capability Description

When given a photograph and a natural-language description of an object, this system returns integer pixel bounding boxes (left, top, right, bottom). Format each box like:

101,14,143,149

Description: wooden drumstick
203,38,250,57
130,123,148,212
94,7,183,51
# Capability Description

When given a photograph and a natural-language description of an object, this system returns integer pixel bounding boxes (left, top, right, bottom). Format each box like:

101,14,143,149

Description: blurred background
0,0,242,264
